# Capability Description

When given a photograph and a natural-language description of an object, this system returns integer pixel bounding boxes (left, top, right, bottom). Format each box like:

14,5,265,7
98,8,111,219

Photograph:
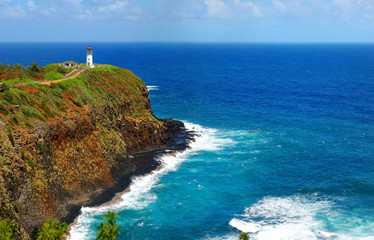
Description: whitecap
229,195,374,240
146,85,159,91
229,195,335,240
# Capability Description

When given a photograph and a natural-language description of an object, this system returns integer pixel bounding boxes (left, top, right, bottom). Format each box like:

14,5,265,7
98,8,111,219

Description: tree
0,63,5,75
56,66,69,74
0,219,17,240
96,211,120,240
36,219,69,240
239,232,250,240
30,62,42,73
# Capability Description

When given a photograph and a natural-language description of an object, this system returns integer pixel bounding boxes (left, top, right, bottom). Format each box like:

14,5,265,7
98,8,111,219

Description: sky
1,0,374,43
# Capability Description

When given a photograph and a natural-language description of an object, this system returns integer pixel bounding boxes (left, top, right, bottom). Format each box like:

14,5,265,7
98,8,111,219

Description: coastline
63,119,197,229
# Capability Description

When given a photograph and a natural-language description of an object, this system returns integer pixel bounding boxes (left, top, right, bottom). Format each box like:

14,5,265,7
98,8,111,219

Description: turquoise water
1,43,374,239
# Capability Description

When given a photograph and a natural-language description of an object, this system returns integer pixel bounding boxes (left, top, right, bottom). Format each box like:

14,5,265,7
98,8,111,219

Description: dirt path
39,68,87,86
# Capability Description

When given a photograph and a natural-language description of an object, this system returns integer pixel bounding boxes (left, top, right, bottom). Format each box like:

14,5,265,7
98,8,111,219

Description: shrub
42,64,59,73
27,159,35,171
12,116,19,125
21,107,46,122
239,232,250,240
40,101,54,117
96,211,120,240
18,91,35,105
69,97,83,107
12,202,19,213
54,100,66,112
44,72,65,81
7,129,15,147
0,219,16,240
1,83,9,91
30,62,42,73
37,219,69,240
25,121,34,129
0,102,9,115
37,142,44,154
57,66,69,74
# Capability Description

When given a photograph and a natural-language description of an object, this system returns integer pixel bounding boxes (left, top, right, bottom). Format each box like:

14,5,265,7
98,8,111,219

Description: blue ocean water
1,43,374,239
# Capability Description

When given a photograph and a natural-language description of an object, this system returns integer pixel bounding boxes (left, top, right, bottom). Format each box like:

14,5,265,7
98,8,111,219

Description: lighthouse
86,46,93,67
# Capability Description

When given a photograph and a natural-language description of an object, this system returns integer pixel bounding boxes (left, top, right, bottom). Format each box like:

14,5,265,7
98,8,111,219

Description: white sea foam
146,85,159,91
229,195,374,240
68,122,231,240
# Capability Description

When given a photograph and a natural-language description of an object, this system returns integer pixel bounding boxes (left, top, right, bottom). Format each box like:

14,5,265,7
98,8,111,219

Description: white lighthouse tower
86,46,94,67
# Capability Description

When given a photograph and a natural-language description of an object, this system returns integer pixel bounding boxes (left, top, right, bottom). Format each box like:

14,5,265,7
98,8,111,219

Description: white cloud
252,4,262,17
0,0,10,4
234,0,262,18
78,10,92,20
98,1,128,13
204,0,232,17
332,0,353,10
27,0,36,11
40,6,56,16
273,0,286,12
6,5,27,18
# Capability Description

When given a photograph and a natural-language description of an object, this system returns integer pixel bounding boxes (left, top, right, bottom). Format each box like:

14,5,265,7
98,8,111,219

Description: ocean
1,43,374,239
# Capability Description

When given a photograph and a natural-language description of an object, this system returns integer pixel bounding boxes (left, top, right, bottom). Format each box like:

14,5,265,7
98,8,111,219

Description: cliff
0,65,185,239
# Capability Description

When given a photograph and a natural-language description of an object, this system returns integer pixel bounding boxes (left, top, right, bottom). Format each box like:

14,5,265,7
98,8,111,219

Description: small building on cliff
61,61,78,67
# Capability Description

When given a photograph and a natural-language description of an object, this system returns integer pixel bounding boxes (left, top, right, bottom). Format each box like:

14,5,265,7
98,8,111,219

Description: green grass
39,101,55,117
7,129,15,147
44,72,65,81
0,87,35,106
21,107,46,122
2,78,35,85
37,142,44,154
25,121,34,129
42,64,59,73
0,102,9,115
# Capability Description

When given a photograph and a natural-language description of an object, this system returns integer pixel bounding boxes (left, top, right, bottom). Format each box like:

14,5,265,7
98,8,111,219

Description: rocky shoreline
0,65,199,239
61,118,196,227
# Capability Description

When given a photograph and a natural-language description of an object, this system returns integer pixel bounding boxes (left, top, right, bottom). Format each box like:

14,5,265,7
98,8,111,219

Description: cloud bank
0,0,373,42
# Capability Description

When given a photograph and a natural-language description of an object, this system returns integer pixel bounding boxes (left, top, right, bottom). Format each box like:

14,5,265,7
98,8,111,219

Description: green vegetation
37,142,44,154
0,102,9,115
36,219,69,240
0,62,76,84
44,72,65,81
11,116,19,125
0,62,43,83
239,232,250,240
1,83,10,91
56,66,69,75
25,121,34,129
0,219,17,240
96,211,120,240
7,128,15,147
0,64,160,239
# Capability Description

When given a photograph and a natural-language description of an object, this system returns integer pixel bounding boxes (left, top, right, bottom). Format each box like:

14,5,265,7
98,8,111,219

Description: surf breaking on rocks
68,122,232,240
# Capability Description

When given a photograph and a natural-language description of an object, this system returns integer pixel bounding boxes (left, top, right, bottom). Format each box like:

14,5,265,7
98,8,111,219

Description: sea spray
229,195,374,240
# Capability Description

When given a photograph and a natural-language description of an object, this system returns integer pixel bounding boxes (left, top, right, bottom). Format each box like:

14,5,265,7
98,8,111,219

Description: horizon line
0,41,373,45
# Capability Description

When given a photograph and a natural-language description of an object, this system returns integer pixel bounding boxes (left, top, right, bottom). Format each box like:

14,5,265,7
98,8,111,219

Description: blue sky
1,0,374,42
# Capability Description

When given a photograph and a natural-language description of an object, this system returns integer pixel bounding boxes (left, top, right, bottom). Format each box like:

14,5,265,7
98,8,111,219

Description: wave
229,195,374,240
146,85,159,91
68,122,232,240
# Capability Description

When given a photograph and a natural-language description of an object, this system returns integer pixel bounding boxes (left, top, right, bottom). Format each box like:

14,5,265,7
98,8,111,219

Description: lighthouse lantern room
86,46,94,67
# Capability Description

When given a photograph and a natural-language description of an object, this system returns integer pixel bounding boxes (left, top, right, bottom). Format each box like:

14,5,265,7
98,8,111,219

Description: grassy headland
0,63,181,239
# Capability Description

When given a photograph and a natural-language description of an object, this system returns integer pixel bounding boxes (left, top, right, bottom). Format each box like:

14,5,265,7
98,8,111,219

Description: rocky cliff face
0,66,185,239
